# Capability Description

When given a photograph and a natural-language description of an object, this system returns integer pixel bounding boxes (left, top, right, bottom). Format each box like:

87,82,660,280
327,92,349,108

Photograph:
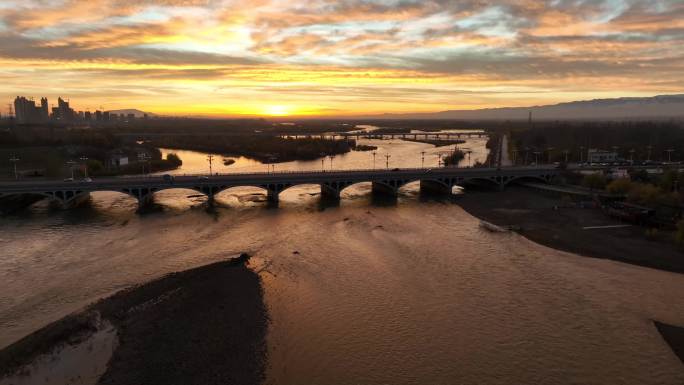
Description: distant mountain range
105,109,154,118
367,94,684,120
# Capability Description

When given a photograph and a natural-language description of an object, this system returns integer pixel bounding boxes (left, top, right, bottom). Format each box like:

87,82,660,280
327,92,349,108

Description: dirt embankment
0,256,268,385
458,187,684,273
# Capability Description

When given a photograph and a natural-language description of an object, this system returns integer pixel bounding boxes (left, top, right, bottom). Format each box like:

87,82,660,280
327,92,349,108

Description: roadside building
108,151,129,168
588,149,618,163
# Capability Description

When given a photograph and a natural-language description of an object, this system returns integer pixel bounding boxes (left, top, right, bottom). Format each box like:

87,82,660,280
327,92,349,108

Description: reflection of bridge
0,167,557,210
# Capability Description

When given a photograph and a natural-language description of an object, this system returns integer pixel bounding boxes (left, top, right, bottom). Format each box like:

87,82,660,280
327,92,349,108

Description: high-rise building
40,98,49,121
14,96,48,124
52,97,76,122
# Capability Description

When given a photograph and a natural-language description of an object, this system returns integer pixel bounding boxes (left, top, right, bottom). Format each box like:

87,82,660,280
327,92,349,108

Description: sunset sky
0,0,682,117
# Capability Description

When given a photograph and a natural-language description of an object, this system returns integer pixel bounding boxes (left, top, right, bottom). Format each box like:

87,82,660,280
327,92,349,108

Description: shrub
676,219,684,245
606,178,632,195
645,228,659,240
582,173,607,190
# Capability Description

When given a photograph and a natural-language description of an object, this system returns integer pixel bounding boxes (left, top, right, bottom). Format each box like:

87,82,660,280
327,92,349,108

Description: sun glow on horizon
264,105,291,116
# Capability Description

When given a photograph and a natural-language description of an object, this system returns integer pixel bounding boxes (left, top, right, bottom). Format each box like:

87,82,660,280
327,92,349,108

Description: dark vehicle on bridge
163,174,175,183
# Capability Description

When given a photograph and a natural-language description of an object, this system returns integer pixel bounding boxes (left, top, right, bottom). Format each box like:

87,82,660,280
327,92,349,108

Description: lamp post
562,149,569,163
421,151,425,168
66,160,76,179
329,155,334,170
9,156,19,179
579,146,585,163
372,151,377,169
546,147,554,164
385,154,391,169
646,145,652,162
79,156,89,178
466,150,472,167
629,149,635,165
207,154,214,175
666,149,675,163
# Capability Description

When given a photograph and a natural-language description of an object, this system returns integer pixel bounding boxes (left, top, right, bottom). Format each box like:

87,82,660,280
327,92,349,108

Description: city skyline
1,1,683,117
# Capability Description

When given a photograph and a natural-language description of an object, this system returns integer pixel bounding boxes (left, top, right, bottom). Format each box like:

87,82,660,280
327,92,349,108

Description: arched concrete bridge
0,167,558,210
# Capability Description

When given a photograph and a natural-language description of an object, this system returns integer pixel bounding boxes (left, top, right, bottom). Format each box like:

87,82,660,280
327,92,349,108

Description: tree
166,153,182,166
606,178,632,195
676,219,684,245
582,173,606,190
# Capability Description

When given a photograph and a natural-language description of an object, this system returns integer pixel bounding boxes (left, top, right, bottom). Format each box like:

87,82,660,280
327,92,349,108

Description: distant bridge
283,132,487,140
0,167,557,211
113,131,486,141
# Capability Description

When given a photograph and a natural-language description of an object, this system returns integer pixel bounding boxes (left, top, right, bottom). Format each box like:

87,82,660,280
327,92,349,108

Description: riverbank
457,186,684,273
0,256,267,385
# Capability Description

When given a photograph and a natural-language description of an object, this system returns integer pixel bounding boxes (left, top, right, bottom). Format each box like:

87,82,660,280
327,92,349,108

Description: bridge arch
505,175,554,186
338,181,373,197
215,185,269,198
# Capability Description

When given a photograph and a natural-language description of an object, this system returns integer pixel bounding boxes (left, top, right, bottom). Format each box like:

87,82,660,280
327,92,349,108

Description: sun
264,105,290,116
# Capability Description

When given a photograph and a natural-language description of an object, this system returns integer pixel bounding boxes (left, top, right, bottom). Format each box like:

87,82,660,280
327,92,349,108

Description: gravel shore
0,256,268,385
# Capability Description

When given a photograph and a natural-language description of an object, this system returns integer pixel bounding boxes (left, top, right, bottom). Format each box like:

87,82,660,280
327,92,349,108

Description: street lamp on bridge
207,154,214,175
329,155,335,170
372,151,377,169
79,156,89,178
665,149,675,163
66,160,76,179
421,151,425,168
9,155,19,179
385,154,391,169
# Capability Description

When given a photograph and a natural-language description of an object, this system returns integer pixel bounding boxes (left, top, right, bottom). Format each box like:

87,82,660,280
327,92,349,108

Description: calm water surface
1,137,684,384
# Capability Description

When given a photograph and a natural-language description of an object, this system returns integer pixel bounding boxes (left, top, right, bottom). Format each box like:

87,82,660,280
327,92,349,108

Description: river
1,136,684,384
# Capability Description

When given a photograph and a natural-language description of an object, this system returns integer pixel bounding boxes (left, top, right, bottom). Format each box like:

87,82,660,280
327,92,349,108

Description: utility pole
207,154,214,175
79,156,89,178
67,160,76,179
9,156,19,179
385,154,391,169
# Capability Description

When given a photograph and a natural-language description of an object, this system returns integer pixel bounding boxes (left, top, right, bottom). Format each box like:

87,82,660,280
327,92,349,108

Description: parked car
63,177,74,182
82,177,92,182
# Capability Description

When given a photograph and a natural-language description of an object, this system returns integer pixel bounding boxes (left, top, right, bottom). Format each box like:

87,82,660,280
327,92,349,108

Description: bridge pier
372,181,398,197
58,192,90,209
420,180,452,195
320,184,341,200
137,194,154,211
267,189,279,203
